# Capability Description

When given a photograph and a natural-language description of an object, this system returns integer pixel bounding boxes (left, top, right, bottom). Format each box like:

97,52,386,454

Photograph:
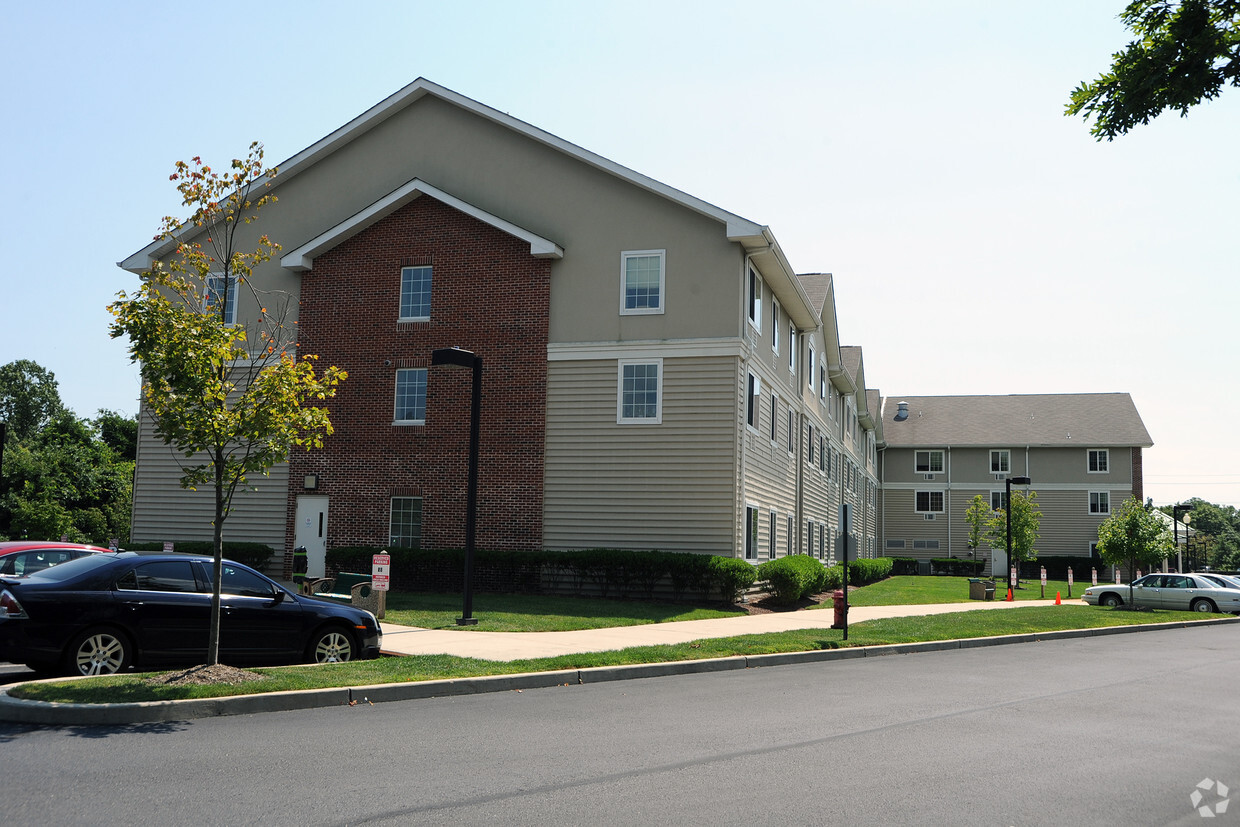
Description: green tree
0,359,66,442
93,409,138,462
1067,0,1240,139
964,494,991,559
988,490,1042,586
108,143,346,666
1096,497,1175,605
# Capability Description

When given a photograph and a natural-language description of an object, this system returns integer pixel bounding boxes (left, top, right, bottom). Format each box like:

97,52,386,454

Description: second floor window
394,368,428,424
991,450,1010,474
399,266,432,320
915,450,945,474
205,275,237,325
1088,449,1109,473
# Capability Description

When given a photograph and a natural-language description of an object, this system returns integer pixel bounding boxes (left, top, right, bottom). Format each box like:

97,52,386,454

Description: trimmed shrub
849,556,894,585
757,555,826,605
929,558,984,577
707,556,757,603
124,540,274,571
889,557,919,576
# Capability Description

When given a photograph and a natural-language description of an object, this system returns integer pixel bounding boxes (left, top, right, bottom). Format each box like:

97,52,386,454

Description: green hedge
889,557,920,576
325,546,756,602
123,541,275,570
930,558,985,577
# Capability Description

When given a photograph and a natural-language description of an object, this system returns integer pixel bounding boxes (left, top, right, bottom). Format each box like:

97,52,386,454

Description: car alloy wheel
311,629,355,663
69,629,132,676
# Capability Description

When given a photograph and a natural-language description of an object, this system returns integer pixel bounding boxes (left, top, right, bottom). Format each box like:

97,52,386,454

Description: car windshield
16,553,117,582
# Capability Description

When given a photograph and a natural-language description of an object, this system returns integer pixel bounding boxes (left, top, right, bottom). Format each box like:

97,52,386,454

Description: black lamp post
431,347,482,626
1006,476,1032,596
1172,503,1192,572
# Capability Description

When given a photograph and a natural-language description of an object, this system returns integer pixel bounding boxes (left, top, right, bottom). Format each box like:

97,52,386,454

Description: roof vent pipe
894,401,909,422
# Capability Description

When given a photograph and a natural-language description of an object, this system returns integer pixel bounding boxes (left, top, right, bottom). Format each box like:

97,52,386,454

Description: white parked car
1081,573,1240,614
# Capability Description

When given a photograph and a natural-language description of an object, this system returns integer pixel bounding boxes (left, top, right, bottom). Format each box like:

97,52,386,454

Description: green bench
303,572,380,615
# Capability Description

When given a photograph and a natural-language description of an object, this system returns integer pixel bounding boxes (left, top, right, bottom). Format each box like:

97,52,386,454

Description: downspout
946,447,953,558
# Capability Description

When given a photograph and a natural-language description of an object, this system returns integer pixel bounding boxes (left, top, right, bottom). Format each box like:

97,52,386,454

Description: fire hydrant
832,589,846,629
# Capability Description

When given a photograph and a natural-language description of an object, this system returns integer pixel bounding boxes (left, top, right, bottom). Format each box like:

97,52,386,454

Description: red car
0,541,113,578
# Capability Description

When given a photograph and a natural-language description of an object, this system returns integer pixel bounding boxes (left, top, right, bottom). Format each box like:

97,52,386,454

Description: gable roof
880,393,1153,448
280,178,563,272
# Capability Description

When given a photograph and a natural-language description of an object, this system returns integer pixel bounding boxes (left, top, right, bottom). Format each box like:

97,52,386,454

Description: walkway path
378,598,1067,661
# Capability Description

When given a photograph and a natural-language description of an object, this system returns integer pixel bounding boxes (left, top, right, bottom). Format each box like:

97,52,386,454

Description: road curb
2,617,1234,725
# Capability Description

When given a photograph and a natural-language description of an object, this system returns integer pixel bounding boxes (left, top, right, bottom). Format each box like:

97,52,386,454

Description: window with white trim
745,505,759,559
1089,491,1111,514
807,424,815,466
390,497,423,548
807,344,815,390
618,359,662,423
747,267,762,328
915,450,945,474
886,539,906,550
769,393,777,441
806,519,813,555
394,368,428,424
747,372,760,430
819,365,827,401
1088,449,1109,473
620,250,665,314
787,407,795,455
913,539,941,550
772,299,781,354
990,449,1010,474
205,274,237,325
769,511,778,559
915,491,945,513
991,491,1008,511
819,435,826,472
788,324,797,373
399,265,432,321
787,515,793,556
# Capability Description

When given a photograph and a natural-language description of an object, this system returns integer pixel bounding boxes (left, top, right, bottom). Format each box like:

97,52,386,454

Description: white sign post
1067,567,1074,597
1040,566,1047,598
371,553,391,619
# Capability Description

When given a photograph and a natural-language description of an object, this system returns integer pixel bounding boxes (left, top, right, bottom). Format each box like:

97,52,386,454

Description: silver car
1082,573,1240,613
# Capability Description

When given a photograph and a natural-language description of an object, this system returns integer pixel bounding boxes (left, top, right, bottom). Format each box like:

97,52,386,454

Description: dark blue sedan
0,552,382,675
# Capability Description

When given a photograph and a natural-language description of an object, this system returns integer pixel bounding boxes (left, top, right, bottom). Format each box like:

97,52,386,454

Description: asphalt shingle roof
880,393,1152,448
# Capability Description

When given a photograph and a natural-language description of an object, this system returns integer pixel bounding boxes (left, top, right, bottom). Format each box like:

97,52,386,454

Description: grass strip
11,606,1226,705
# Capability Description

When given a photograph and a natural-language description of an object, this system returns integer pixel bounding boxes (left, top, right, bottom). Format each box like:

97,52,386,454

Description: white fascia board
738,226,819,330
280,178,563,272
548,338,744,361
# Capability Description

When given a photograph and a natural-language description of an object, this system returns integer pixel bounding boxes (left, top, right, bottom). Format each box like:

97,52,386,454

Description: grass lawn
846,575,1089,607
380,591,745,631
12,605,1229,705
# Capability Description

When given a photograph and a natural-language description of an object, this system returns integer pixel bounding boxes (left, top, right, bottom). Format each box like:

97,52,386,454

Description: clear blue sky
2,1,1236,506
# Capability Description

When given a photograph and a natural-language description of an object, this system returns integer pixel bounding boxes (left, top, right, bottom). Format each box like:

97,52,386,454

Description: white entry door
294,495,329,579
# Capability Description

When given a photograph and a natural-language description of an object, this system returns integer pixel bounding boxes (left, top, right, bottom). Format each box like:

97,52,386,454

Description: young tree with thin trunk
1096,497,1175,607
987,490,1042,586
109,143,346,665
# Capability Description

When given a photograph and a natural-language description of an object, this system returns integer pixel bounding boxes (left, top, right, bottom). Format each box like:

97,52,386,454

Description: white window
915,491,945,513
1088,449,1109,473
617,359,662,424
769,511,778,559
818,523,826,558
807,424,815,466
807,344,815,390
399,265,432,321
886,539,906,550
390,497,423,548
1090,491,1111,514
990,450,1010,474
205,274,237,325
747,267,762,328
769,393,777,442
394,368,427,424
915,450,945,474
788,324,797,373
745,505,759,559
819,435,826,472
747,372,761,430
772,299,781,354
806,519,814,555
990,491,1008,511
819,365,827,401
787,407,795,455
786,515,794,556
620,250,665,314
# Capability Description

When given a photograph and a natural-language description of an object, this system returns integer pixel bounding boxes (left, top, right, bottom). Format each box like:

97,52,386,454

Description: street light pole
431,347,482,626
1173,504,1192,572
1006,476,1032,597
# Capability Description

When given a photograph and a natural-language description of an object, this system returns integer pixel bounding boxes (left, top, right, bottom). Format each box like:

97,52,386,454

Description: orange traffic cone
1006,588,1013,602
1055,591,1061,605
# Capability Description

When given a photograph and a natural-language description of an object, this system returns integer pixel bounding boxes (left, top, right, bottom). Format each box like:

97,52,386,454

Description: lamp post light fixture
1172,503,1192,573
1006,476,1032,596
431,347,482,627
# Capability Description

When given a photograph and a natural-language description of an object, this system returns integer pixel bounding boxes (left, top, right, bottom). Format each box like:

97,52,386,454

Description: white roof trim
280,178,563,272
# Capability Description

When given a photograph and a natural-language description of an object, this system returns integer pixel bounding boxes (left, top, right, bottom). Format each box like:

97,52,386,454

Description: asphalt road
3,624,1237,826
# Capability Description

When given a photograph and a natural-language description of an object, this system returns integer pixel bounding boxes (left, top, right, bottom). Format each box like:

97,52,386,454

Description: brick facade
286,195,551,554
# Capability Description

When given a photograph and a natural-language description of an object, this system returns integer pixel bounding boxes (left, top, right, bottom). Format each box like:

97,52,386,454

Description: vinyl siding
543,356,737,553
130,413,288,551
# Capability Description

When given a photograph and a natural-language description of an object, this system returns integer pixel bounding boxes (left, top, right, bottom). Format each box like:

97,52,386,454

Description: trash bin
969,579,996,600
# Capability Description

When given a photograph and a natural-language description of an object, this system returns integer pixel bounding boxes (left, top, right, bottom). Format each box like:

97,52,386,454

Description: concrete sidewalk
378,598,1067,661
